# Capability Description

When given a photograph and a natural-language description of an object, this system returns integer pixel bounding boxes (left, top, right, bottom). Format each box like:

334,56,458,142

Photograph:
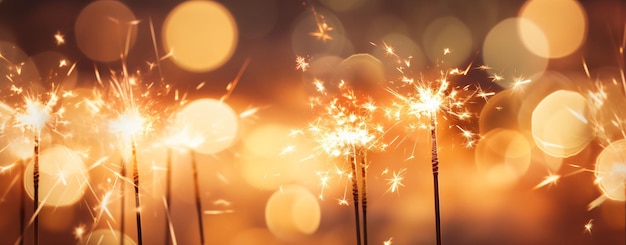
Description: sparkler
385,49,484,245
14,94,58,245
300,78,387,245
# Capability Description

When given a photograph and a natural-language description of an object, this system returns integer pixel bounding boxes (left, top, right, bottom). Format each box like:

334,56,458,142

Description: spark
584,219,593,234
386,168,406,193
0,163,15,173
309,8,333,42
338,198,349,206
512,77,532,89
534,174,560,190
384,43,396,57
239,106,260,119
195,82,206,90
296,56,309,72
476,65,492,70
383,237,394,245
443,48,451,55
279,145,295,156
54,31,65,46
204,209,235,215
582,58,591,79
489,73,504,82
73,225,86,240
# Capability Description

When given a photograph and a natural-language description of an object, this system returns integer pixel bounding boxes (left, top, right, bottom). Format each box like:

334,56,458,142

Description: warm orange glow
163,1,238,72
519,0,587,58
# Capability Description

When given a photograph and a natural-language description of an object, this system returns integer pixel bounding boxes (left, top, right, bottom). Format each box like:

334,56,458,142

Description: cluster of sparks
0,26,230,244
290,78,387,200
383,47,488,158
3,2,626,242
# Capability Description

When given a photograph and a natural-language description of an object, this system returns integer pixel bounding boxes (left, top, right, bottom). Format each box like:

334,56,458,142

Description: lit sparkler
385,48,486,245
14,92,60,245
299,78,387,245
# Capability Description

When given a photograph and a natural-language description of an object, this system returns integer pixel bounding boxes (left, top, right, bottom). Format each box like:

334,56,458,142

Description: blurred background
0,0,625,244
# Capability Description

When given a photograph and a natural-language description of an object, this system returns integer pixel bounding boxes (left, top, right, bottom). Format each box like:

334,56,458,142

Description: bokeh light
319,0,366,12
531,90,593,158
336,53,385,93
291,8,350,56
163,1,238,72
265,185,321,241
519,0,587,58
174,98,239,155
478,89,523,135
241,124,319,190
475,128,531,188
31,51,78,91
595,139,626,201
482,18,548,88
0,41,42,96
74,0,137,63
422,16,473,68
24,145,88,207
84,229,136,245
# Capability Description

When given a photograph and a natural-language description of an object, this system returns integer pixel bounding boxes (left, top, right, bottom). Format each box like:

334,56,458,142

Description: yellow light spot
163,1,238,72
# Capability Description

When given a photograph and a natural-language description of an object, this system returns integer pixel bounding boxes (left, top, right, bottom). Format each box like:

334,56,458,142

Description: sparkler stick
430,114,442,245
164,148,172,245
15,97,55,245
18,159,24,245
131,138,144,245
120,159,126,245
190,151,205,245
33,134,40,245
348,148,362,245
359,148,368,245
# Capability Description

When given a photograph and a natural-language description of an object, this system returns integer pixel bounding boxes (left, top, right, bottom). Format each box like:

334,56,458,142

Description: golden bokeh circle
24,145,88,207
265,185,321,241
163,1,238,72
531,90,593,158
175,99,239,154
596,139,626,201
519,0,587,58
75,0,137,62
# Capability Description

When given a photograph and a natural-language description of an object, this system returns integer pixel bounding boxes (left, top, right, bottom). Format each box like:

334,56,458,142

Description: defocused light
423,16,473,68
478,89,522,135
31,51,78,91
243,124,291,157
163,1,238,72
595,139,626,201
336,54,385,93
291,8,350,56
519,0,587,58
75,0,137,62
265,185,321,241
320,0,365,12
85,229,136,245
175,98,239,154
371,33,425,72
0,41,42,96
241,124,320,190
24,145,88,206
482,18,548,88
475,128,531,188
531,90,593,158
307,55,343,78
